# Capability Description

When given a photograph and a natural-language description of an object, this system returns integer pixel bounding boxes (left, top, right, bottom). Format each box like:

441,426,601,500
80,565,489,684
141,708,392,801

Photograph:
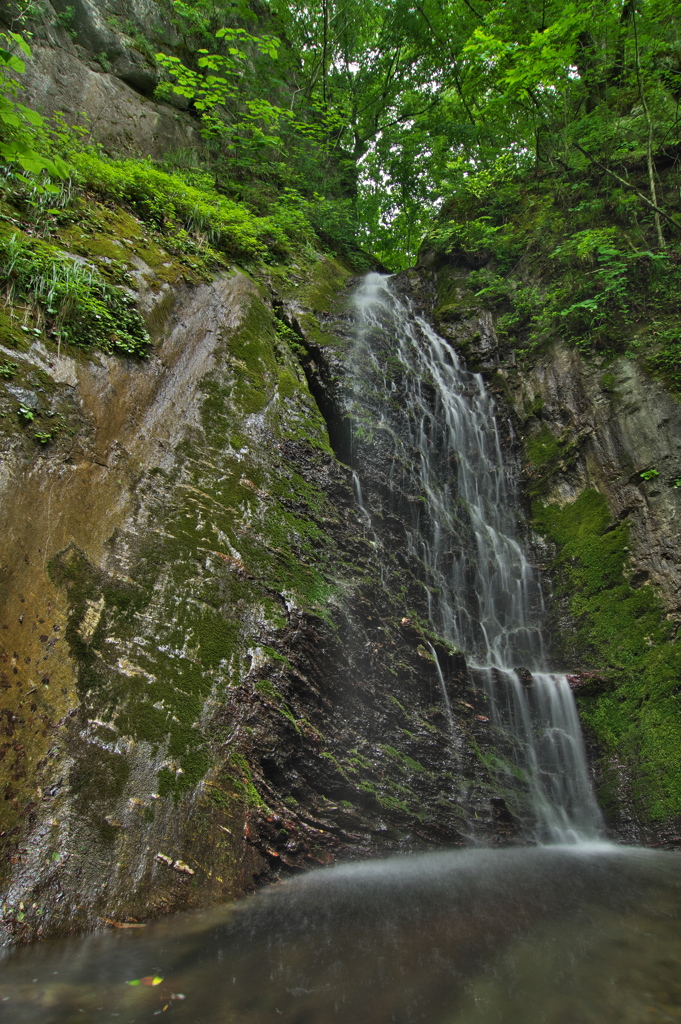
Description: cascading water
349,273,602,843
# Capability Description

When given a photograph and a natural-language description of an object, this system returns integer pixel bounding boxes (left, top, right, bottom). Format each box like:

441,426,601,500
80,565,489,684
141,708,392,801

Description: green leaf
20,107,44,127
8,32,32,57
5,55,26,73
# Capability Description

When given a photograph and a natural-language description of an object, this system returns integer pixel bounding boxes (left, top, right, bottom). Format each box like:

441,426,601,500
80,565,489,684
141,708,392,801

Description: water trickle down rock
344,273,603,844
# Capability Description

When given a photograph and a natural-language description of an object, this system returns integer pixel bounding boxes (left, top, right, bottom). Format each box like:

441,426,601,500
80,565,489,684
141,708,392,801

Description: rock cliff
2,0,680,950
0,211,516,945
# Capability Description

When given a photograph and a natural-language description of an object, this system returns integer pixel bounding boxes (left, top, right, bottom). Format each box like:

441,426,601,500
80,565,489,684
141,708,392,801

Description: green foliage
156,26,280,111
267,0,681,264
426,217,521,270
0,359,18,378
55,6,77,39
551,229,630,337
533,489,681,820
0,30,69,182
646,321,681,394
429,166,681,390
150,6,368,262
0,232,150,355
69,151,308,261
8,0,681,269
155,27,292,160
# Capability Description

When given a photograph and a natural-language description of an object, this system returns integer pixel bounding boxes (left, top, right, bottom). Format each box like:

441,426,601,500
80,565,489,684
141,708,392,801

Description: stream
2,274,679,1022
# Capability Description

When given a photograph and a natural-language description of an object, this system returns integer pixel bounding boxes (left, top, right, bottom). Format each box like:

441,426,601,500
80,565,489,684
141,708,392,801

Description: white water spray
349,273,602,843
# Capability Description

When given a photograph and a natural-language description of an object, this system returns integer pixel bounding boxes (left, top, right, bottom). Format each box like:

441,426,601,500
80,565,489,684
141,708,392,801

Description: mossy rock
533,488,681,821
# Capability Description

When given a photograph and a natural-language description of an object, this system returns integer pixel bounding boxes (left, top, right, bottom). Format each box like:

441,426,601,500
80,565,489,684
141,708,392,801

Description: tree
146,0,681,262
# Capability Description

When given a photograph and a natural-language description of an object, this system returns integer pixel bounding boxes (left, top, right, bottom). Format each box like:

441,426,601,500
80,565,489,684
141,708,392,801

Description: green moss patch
526,425,560,468
533,489,681,820
48,542,237,801
301,257,351,314
523,425,582,497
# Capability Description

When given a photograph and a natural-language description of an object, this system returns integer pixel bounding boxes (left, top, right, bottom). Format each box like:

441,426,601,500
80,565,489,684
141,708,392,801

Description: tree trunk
632,2,665,247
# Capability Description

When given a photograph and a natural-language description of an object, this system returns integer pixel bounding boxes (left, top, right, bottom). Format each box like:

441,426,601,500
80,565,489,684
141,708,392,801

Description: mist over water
4,846,681,1022
349,274,602,842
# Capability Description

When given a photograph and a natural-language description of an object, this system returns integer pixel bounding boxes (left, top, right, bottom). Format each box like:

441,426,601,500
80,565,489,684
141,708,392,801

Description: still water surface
3,845,680,1023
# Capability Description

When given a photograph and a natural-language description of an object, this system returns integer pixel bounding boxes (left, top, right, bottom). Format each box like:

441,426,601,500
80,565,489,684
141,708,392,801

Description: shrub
69,152,308,261
0,232,149,356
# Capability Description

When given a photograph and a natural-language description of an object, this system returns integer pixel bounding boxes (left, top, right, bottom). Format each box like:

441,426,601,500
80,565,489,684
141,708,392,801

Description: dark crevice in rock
273,300,355,465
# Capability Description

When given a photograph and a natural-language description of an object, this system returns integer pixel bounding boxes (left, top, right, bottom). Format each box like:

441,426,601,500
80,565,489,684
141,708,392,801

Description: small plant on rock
0,233,150,356
0,360,18,378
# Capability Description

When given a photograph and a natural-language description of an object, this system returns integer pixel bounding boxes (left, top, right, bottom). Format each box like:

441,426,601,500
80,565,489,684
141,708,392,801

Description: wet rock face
6,0,525,921
510,348,681,844
513,347,681,619
0,256,521,947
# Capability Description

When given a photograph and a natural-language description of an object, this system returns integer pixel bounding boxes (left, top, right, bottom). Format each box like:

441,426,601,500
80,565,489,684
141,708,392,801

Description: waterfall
349,273,602,843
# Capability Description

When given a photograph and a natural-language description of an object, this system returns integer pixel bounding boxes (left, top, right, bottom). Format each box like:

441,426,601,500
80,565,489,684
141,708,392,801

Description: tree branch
412,2,476,123
631,0,664,246
572,143,680,233
459,0,484,20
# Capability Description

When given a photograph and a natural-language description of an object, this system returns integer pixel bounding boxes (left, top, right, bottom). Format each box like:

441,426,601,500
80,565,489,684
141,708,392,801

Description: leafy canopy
3,0,680,266
264,0,681,264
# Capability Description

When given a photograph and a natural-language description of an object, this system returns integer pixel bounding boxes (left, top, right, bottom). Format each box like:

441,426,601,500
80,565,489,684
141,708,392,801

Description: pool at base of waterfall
3,845,681,1023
